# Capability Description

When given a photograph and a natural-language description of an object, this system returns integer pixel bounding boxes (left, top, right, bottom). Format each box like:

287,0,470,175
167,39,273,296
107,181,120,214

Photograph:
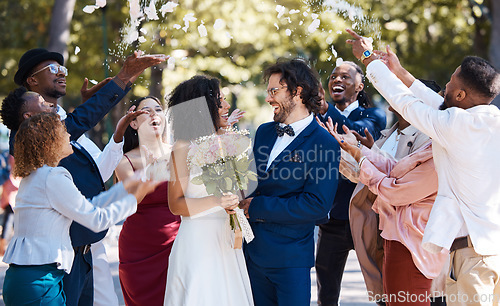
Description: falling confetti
274,23,279,30
144,0,159,20
75,46,80,55
83,5,98,14
289,9,300,14
182,13,197,32
276,5,286,18
307,19,320,33
173,24,181,29
160,1,178,16
336,57,344,67
198,23,208,37
96,0,106,7
90,79,99,85
331,45,338,57
285,29,292,36
213,19,224,30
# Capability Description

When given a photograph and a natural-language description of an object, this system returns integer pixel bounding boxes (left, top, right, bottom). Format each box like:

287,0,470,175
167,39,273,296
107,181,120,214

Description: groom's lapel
267,120,317,172
255,123,278,177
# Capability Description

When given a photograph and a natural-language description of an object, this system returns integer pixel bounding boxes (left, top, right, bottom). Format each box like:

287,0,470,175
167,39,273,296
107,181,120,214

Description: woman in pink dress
115,96,180,306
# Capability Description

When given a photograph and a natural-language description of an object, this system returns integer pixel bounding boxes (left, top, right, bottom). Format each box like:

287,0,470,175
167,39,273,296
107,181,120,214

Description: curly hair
123,96,162,153
1,86,29,131
167,75,222,141
458,56,500,100
263,58,321,114
13,112,66,177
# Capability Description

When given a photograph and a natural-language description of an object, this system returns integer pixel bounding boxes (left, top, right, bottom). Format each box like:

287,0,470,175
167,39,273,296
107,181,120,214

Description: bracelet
358,156,367,167
357,140,361,148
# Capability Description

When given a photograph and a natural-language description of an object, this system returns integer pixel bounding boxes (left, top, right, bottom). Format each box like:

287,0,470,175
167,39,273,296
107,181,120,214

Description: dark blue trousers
63,248,93,306
246,255,311,306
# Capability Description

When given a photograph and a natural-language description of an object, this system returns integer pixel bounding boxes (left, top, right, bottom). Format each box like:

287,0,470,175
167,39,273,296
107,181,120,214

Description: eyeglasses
31,64,68,77
267,86,288,98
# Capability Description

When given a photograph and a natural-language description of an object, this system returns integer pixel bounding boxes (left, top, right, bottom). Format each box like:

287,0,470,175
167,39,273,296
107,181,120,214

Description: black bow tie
276,124,295,137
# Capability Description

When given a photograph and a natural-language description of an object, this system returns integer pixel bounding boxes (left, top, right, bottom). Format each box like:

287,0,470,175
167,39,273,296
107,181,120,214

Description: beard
273,97,296,123
439,93,453,110
332,96,346,105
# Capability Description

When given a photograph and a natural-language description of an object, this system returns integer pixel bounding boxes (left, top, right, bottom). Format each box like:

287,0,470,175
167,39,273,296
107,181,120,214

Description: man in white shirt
347,28,500,305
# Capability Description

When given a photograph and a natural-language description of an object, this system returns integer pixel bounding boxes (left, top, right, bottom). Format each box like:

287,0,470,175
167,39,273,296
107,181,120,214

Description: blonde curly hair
13,112,68,177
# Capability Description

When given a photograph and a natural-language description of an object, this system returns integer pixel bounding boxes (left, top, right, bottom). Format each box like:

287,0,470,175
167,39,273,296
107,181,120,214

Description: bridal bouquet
187,128,256,248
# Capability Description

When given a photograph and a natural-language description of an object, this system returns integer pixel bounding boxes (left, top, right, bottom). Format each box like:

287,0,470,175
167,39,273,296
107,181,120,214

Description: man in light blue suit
239,58,340,305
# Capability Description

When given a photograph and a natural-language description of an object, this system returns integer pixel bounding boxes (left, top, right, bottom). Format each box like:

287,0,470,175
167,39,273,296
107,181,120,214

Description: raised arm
64,52,166,141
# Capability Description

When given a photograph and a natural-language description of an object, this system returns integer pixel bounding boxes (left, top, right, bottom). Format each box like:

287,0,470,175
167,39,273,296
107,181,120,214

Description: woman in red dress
115,96,180,306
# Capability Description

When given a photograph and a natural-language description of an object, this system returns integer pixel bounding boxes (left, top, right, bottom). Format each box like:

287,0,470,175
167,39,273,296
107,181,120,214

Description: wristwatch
360,50,373,62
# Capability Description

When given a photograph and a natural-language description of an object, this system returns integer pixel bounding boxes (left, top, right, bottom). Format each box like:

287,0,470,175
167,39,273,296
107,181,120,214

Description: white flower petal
198,24,207,37
83,5,97,14
213,19,224,30
160,1,178,16
144,0,159,20
307,19,320,33
275,5,286,18
96,0,106,8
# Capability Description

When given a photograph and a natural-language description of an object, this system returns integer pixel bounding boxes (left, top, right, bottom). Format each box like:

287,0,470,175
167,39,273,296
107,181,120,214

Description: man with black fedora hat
6,47,166,306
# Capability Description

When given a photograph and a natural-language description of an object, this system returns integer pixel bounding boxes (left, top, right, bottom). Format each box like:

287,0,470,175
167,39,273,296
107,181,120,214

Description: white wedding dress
164,165,254,306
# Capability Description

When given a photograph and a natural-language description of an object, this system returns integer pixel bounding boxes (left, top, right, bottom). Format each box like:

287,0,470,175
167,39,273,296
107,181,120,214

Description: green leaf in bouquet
235,158,250,172
224,177,233,190
190,175,204,185
205,181,218,196
246,171,257,181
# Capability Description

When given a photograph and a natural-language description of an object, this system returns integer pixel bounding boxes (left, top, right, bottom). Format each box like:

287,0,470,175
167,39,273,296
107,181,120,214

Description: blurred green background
0,0,498,148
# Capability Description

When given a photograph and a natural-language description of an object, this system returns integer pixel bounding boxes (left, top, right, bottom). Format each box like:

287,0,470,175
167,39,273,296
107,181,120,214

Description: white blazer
2,165,137,272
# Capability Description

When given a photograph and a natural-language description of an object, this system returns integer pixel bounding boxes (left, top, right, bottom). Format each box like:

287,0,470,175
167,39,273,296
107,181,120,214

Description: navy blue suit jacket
10,80,130,247
245,119,340,268
319,102,386,220
320,102,386,140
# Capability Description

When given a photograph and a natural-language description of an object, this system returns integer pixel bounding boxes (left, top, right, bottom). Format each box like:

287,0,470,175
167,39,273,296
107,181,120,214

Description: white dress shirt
267,114,314,170
58,106,124,181
335,100,359,117
367,60,500,255
2,166,137,272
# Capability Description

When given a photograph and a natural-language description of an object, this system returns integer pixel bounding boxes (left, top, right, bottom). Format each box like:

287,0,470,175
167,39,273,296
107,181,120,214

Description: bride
164,75,254,306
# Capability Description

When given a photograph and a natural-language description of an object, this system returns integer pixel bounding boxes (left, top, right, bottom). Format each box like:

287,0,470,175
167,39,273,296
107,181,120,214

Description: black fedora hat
14,48,64,85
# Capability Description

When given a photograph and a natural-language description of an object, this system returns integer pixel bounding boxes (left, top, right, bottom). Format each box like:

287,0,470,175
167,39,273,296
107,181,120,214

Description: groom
240,58,340,305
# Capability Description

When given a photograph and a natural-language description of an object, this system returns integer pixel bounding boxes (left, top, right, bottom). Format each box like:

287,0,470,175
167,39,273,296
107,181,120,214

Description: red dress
118,177,180,306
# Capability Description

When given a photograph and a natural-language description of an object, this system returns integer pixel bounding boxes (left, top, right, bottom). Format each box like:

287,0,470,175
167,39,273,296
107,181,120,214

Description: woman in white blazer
2,112,158,305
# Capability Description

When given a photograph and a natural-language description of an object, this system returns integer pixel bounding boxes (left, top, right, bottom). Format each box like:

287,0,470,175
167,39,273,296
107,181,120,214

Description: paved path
0,225,374,305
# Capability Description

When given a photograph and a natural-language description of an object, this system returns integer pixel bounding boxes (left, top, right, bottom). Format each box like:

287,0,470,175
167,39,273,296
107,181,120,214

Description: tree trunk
489,0,500,106
47,0,76,61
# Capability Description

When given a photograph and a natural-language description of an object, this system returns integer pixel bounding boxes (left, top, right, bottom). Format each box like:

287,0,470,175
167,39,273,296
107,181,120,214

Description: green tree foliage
0,0,494,137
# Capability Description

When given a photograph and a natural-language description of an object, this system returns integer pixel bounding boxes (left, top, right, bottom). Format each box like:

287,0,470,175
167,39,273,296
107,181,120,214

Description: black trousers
315,218,354,306
63,247,93,306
